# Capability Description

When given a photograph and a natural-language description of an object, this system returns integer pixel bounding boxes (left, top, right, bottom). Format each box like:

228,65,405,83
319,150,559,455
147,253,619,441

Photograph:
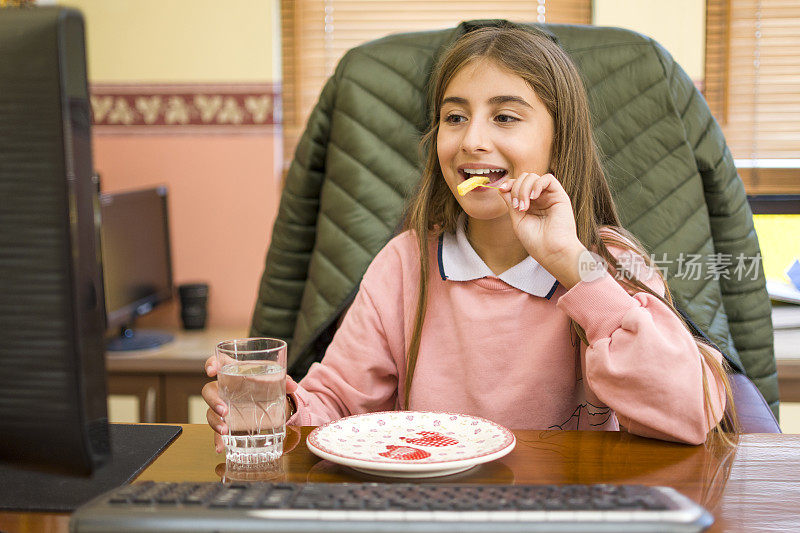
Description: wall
594,0,705,82
60,0,282,329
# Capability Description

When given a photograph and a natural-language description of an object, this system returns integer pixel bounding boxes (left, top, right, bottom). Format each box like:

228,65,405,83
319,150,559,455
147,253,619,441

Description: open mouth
458,168,508,186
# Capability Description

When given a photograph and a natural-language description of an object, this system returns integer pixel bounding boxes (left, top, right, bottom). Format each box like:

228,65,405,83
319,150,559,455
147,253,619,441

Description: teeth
463,168,504,175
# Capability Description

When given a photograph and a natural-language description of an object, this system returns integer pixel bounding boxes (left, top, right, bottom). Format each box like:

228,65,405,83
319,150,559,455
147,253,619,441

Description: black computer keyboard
69,481,713,532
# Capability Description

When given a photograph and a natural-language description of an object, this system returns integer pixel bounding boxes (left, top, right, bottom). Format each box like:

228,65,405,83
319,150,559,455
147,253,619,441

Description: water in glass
219,360,285,467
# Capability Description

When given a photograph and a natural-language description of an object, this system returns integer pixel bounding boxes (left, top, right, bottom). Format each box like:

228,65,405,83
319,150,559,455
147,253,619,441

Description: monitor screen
100,187,175,350
749,195,800,303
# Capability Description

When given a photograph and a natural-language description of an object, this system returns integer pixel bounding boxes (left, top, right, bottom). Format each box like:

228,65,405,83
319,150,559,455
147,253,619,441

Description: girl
204,26,737,448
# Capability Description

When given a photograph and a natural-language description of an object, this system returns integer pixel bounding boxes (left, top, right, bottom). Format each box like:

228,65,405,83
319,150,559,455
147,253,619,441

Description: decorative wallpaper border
90,83,280,134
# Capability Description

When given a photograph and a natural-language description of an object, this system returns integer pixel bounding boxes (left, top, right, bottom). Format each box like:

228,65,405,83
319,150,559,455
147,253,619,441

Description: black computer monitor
100,187,175,351
0,8,183,513
0,6,109,475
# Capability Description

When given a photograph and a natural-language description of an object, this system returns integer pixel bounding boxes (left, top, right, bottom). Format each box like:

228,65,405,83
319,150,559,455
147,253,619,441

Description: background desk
2,426,799,533
774,305,800,403
106,328,246,423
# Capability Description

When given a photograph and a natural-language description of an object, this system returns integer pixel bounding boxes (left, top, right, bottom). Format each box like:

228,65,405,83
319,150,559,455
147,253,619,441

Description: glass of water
216,337,287,469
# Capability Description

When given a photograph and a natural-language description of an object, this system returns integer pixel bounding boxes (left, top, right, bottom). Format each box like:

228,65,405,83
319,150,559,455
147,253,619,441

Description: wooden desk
2,426,799,533
106,328,246,423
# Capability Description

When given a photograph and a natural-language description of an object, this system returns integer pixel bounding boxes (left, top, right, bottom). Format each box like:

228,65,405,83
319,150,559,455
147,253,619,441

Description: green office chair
250,20,779,431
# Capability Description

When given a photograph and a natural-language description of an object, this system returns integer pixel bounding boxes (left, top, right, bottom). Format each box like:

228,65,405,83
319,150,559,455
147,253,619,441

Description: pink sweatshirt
288,230,726,444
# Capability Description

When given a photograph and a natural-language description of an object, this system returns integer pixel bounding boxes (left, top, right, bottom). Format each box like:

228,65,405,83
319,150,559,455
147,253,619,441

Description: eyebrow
441,95,533,109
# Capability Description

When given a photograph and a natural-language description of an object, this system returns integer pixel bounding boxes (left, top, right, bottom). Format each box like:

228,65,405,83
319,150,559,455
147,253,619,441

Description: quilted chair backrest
251,20,778,417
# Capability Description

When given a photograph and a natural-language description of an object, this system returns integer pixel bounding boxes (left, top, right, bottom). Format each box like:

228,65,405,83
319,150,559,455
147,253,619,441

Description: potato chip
457,176,490,196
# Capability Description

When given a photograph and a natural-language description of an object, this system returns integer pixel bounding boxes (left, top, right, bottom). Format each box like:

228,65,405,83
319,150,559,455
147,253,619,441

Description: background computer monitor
0,6,110,475
100,187,175,351
748,195,800,303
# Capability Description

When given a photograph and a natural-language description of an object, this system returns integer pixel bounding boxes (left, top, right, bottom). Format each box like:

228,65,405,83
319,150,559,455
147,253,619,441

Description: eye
495,114,519,124
443,113,466,124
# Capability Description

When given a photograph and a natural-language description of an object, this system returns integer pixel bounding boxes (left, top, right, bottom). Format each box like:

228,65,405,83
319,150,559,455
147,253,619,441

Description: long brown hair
402,24,739,444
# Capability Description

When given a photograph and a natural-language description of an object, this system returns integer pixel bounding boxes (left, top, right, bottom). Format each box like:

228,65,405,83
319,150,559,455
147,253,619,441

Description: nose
460,119,490,153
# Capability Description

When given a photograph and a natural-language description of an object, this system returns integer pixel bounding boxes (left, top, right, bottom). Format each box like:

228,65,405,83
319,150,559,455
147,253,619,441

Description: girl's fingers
203,358,228,453
206,408,228,453
206,408,228,454
206,407,226,433
497,178,514,206
526,173,557,207
532,173,559,198
516,174,538,211
509,172,538,211
509,172,527,207
205,356,218,377
500,172,559,212
201,381,227,418
509,172,523,209
203,358,227,454
530,177,546,202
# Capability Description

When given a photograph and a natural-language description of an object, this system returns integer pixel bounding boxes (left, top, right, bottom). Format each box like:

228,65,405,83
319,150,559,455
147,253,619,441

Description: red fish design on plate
377,445,431,461
400,431,459,447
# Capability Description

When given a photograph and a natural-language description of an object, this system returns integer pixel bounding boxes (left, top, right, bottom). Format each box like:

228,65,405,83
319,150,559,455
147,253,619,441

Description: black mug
178,283,209,330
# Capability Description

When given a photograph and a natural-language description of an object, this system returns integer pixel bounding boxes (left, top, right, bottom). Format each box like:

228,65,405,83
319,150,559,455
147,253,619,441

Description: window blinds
705,0,800,193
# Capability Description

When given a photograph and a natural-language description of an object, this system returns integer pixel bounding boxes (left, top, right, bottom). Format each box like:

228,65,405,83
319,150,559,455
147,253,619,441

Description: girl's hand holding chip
498,172,588,288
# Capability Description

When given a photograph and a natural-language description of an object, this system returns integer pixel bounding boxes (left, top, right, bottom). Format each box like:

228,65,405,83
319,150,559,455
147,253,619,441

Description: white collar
437,214,559,299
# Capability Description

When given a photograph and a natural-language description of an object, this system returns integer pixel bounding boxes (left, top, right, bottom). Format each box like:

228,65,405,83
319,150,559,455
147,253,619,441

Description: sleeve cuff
285,375,308,426
556,272,640,344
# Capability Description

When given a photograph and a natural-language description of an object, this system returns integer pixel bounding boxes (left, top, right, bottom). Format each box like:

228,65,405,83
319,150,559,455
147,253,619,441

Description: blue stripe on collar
437,233,447,280
545,280,559,300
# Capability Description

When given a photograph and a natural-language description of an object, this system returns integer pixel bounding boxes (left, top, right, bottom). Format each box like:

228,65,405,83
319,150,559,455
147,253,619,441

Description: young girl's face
437,59,555,221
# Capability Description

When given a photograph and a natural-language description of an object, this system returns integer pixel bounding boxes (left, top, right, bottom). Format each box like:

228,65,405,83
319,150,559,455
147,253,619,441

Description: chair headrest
457,19,560,45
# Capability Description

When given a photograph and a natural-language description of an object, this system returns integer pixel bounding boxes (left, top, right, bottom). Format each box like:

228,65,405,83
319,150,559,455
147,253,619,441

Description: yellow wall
594,0,705,81
59,0,280,82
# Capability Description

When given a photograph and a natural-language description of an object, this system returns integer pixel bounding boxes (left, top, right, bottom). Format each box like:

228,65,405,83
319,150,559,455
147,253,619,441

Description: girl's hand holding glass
202,355,294,454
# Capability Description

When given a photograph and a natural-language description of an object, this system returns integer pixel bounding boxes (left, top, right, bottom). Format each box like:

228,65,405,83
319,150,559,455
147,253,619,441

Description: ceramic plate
306,411,516,478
